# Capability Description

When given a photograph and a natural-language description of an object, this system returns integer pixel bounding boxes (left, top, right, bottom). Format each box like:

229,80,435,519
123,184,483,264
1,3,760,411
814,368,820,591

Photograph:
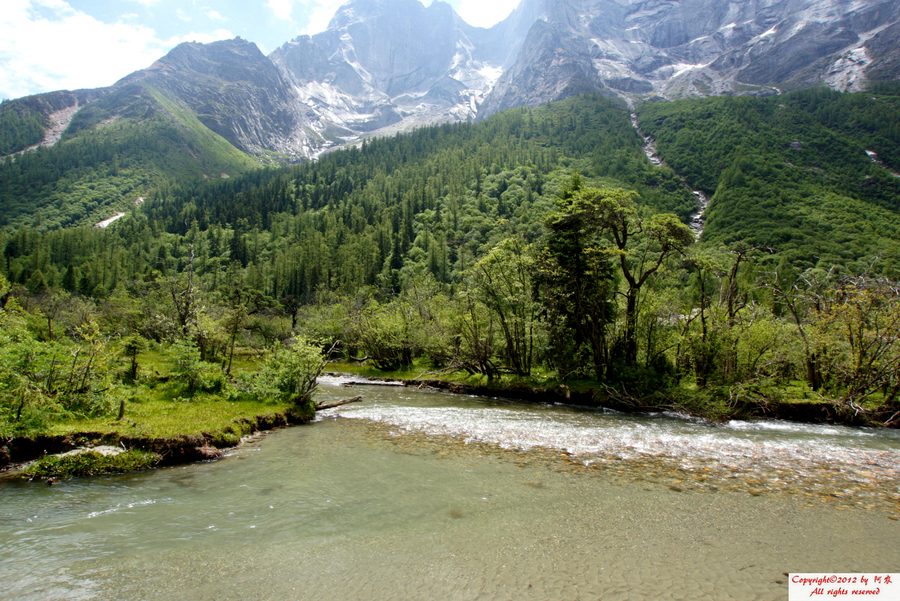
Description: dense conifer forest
3,88,900,437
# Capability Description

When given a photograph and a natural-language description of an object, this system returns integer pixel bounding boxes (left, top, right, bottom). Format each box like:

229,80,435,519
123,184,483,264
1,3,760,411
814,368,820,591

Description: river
2,375,898,600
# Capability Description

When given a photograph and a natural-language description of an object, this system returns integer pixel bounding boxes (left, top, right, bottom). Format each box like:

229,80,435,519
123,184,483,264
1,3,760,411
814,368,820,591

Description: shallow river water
2,375,899,600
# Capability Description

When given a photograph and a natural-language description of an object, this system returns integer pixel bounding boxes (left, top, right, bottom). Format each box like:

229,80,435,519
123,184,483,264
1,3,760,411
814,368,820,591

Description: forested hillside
639,84,900,274
2,95,697,298
3,92,900,438
0,99,48,156
0,84,259,231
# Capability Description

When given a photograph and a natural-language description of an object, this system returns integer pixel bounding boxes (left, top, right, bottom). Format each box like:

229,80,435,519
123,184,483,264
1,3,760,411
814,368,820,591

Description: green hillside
0,98,48,156
0,83,259,232
638,85,900,274
2,94,698,295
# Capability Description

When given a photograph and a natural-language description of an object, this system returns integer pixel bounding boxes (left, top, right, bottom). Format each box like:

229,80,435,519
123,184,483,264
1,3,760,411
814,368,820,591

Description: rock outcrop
481,0,900,109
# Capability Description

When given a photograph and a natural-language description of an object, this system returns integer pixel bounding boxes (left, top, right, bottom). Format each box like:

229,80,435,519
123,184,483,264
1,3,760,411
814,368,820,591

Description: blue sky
0,0,519,101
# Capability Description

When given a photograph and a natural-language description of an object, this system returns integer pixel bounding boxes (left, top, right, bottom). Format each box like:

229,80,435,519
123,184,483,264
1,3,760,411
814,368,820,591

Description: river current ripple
320,376,900,509
2,375,899,601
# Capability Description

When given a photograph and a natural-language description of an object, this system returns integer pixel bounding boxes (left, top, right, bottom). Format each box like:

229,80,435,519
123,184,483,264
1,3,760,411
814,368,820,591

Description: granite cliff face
267,0,900,149
5,0,900,162
269,0,500,144
481,0,900,113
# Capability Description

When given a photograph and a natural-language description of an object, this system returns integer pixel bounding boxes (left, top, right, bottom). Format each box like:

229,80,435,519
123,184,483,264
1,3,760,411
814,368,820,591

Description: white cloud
268,0,295,21
453,0,517,28
0,0,232,100
303,1,343,34
205,9,226,21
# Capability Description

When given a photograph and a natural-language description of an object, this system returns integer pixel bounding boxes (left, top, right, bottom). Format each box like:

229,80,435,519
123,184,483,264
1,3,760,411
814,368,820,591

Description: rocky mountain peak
480,0,900,110
328,0,456,29
313,0,473,95
119,36,315,160
14,0,899,163
152,0,900,157
266,0,503,150
121,37,280,90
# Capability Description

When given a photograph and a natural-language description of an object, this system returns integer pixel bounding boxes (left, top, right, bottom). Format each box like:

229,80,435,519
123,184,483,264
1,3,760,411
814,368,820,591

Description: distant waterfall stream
630,111,709,237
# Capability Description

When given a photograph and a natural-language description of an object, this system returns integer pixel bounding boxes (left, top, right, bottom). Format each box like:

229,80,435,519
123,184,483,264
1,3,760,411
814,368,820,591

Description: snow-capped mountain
5,0,900,162
273,0,900,147
482,0,900,114
269,0,504,154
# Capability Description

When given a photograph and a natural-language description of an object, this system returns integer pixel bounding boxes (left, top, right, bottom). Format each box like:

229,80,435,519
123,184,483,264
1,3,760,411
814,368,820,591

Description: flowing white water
629,111,709,237
1,377,898,600
320,376,900,500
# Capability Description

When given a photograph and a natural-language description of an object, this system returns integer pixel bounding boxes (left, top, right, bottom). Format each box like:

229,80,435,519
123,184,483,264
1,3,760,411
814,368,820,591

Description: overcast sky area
0,0,519,101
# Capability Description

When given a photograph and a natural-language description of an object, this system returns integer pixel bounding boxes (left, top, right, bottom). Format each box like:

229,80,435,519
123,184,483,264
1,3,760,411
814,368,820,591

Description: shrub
232,338,326,407
19,449,162,480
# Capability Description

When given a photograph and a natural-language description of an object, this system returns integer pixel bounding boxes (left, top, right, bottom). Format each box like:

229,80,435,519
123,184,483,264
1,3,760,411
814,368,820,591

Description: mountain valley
2,0,900,465
4,0,900,167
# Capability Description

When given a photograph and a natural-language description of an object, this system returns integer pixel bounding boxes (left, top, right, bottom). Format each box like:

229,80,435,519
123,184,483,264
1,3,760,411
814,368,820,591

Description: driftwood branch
342,380,403,387
315,395,364,411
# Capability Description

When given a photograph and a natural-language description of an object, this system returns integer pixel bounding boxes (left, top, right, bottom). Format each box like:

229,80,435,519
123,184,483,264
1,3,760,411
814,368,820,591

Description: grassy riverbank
2,393,310,480
2,397,314,480
4,357,896,482
0,329,326,479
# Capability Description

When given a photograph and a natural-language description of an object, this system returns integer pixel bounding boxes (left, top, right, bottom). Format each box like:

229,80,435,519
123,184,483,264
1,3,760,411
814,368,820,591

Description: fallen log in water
315,396,364,411
342,380,404,387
